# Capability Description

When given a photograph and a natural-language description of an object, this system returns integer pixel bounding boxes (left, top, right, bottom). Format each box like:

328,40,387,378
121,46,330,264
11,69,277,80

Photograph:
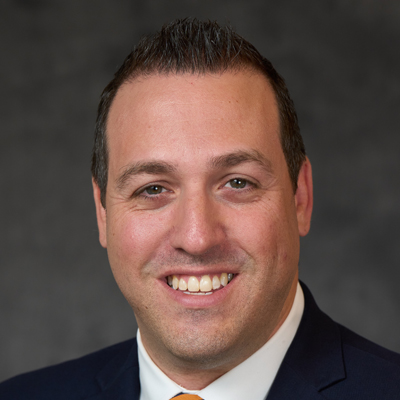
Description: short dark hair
91,18,306,207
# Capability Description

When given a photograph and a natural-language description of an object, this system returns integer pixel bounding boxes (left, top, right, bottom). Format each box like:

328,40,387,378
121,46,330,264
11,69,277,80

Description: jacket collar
267,282,346,398
93,339,141,400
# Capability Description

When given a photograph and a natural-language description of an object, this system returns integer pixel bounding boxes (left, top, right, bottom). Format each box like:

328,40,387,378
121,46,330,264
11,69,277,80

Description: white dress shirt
138,282,304,400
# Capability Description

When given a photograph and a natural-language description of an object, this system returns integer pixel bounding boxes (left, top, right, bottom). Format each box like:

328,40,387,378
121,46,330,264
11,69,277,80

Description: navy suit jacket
1,283,400,399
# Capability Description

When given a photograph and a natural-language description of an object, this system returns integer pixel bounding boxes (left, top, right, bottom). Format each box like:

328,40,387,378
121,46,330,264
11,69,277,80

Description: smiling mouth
167,273,234,295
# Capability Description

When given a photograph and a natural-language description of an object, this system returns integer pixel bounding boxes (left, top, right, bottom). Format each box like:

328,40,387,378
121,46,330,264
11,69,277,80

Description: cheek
106,210,170,278
231,201,298,267
105,211,172,314
233,202,279,245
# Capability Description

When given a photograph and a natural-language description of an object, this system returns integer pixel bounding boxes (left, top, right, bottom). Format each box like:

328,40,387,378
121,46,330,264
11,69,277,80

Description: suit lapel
267,363,328,399
267,283,345,399
91,339,141,400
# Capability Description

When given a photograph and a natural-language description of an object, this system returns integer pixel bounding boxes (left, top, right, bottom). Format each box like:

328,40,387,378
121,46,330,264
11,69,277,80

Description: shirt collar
138,282,304,400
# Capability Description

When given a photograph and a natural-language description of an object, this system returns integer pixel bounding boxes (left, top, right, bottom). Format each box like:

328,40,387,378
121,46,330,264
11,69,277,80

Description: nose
169,189,226,255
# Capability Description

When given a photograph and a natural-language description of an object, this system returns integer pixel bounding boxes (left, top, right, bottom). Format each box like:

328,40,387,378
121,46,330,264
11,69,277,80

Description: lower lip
160,277,236,308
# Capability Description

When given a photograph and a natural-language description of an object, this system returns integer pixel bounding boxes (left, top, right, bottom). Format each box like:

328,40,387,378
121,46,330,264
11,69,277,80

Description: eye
225,178,249,189
131,183,174,209
142,185,166,195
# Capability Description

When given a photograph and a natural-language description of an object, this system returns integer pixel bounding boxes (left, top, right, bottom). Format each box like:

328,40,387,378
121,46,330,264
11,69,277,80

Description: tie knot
171,394,203,400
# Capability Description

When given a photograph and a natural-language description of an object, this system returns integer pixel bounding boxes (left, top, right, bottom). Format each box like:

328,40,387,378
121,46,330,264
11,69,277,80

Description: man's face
93,71,312,377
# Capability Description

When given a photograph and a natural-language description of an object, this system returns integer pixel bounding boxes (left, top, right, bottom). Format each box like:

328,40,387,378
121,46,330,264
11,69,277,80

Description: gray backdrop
1,0,399,382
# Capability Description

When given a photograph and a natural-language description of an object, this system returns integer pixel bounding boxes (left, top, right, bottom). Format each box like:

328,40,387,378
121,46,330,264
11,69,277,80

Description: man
1,18,399,400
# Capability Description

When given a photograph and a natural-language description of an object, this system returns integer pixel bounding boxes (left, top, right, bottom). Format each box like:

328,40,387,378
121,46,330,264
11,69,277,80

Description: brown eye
227,178,248,189
144,185,165,195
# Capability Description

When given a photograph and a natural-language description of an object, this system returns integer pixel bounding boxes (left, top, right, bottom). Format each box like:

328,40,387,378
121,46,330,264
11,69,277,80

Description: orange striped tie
171,394,203,400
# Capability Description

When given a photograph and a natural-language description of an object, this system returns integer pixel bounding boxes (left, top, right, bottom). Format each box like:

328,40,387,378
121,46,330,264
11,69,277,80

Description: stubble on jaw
136,264,297,383
138,307,248,389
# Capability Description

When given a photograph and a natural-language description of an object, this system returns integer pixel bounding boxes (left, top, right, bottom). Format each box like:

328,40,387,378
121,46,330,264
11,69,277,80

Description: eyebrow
116,161,176,190
115,149,273,191
210,149,274,173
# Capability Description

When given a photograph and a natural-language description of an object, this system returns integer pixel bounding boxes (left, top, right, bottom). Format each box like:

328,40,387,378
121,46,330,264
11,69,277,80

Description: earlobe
295,157,313,237
92,178,108,248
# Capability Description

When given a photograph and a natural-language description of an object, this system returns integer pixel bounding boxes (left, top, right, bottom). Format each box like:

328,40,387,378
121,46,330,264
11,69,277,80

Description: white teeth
179,278,187,291
200,275,212,292
168,273,234,291
188,276,200,292
220,273,228,287
172,275,179,290
184,291,213,295
212,275,221,290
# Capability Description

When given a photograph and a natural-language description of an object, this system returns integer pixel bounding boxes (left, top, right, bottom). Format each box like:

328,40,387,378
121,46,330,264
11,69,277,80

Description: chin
161,323,242,370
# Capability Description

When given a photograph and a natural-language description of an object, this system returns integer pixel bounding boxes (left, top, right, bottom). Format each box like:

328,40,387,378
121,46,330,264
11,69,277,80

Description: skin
93,70,313,389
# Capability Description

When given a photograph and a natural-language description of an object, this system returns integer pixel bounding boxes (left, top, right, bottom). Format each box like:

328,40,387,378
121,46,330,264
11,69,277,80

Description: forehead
106,71,281,166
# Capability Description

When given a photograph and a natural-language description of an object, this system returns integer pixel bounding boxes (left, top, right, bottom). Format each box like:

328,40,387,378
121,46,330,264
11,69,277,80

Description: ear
92,178,107,248
295,157,313,237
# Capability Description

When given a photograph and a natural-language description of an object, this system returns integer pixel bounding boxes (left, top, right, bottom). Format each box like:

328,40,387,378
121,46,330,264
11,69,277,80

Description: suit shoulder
326,324,400,398
294,284,400,398
339,323,400,367
0,339,136,400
